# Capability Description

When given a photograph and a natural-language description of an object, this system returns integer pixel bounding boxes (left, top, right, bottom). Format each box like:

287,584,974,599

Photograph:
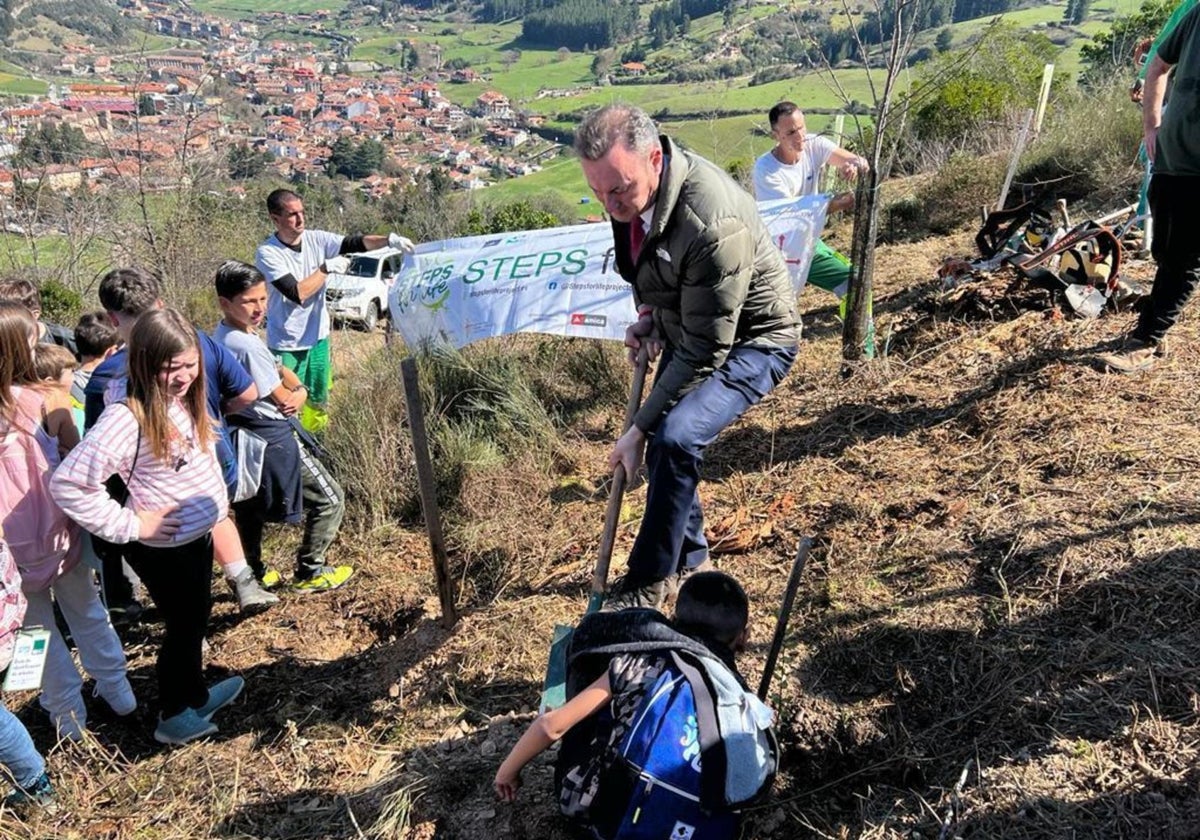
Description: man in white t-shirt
752,101,867,298
254,188,415,433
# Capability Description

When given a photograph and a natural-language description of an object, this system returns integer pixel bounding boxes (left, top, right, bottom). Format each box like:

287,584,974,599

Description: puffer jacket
613,136,799,431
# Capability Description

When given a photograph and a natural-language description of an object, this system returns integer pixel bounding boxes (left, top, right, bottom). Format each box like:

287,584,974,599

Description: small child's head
74,310,119,363
32,343,77,391
214,260,268,331
674,571,750,652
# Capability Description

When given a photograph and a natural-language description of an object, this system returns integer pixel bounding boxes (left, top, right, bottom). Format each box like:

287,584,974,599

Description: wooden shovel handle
758,536,812,700
591,347,651,598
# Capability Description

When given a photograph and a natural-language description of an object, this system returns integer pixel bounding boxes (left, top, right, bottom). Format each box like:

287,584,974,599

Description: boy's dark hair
266,188,301,216
767,101,801,129
97,267,161,317
73,310,118,358
675,571,749,648
214,260,266,299
0,277,40,312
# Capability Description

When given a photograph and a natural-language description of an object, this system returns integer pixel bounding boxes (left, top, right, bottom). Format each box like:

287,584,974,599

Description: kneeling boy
496,572,774,837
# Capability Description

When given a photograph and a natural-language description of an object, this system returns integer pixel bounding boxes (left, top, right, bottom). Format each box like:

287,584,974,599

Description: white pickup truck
324,246,407,331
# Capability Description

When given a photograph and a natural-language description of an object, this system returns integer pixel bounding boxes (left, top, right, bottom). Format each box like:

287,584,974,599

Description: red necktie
629,220,645,264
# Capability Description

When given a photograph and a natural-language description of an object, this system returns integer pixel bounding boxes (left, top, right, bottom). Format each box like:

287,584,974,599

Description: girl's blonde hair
125,308,212,463
0,302,38,425
32,343,77,383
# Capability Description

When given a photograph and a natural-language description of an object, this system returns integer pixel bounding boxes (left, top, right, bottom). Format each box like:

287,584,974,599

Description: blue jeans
627,342,796,583
0,701,44,789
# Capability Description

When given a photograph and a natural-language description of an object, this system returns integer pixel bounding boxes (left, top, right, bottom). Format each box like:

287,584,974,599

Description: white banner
388,194,829,349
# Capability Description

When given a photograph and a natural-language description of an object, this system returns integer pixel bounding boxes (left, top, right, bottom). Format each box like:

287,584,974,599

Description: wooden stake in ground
996,108,1035,211
1034,63,1055,133
400,355,458,629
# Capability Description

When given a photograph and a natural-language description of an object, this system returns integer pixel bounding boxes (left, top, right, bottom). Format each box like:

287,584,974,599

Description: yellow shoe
291,565,354,593
259,569,283,590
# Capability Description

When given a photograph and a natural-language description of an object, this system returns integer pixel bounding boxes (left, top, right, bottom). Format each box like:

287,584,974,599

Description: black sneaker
603,575,674,611
108,598,144,626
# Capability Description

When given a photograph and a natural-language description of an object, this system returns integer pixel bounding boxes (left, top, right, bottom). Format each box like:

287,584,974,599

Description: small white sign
670,821,696,840
3,627,50,692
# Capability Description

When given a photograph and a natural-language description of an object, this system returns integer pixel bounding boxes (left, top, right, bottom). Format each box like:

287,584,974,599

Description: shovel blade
540,622,574,712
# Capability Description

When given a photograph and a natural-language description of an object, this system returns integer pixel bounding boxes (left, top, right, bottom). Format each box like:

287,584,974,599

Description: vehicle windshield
343,256,379,278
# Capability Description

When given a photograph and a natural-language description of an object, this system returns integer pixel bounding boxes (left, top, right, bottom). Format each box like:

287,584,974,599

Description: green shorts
275,337,332,433
808,239,851,297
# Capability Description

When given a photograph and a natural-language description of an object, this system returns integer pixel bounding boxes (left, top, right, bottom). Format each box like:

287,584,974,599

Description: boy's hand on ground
138,506,182,541
494,770,522,801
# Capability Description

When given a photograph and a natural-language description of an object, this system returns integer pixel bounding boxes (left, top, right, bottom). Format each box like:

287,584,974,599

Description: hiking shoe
602,575,674,611
227,567,280,613
4,772,56,811
194,676,244,721
154,708,217,746
94,677,138,717
259,568,283,590
292,565,354,594
1097,336,1165,374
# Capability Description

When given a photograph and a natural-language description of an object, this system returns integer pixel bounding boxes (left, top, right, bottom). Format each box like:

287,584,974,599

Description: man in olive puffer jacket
577,103,800,610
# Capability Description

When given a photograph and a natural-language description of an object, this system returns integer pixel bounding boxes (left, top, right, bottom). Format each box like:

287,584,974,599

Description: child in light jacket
52,308,243,746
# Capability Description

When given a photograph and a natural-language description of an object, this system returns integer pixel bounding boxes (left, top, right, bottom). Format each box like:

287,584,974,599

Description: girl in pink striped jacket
52,308,243,746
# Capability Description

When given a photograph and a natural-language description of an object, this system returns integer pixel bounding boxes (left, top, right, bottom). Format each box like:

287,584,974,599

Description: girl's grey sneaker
4,772,55,811
228,567,279,613
154,708,217,746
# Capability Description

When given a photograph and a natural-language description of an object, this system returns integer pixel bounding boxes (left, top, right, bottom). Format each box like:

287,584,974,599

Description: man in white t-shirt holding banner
255,188,415,433
752,101,868,300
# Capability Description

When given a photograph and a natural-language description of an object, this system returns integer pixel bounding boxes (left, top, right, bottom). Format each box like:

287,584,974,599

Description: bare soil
7,232,1200,840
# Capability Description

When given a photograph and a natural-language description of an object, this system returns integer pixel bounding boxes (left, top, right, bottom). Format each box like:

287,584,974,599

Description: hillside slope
7,227,1198,839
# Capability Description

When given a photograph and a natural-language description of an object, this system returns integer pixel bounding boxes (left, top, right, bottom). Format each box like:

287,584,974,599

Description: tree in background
1064,0,1093,25
227,143,274,180
1079,0,1175,88
15,122,89,166
935,27,952,52
327,137,386,180
906,24,1058,152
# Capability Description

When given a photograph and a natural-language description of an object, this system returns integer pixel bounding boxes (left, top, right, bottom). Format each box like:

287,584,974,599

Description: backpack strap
670,650,728,811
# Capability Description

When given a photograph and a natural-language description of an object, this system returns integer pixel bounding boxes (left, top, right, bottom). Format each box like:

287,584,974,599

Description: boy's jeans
0,702,44,788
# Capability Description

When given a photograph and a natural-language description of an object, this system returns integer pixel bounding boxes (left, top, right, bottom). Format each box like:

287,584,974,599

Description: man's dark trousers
1135,174,1200,344
627,342,796,584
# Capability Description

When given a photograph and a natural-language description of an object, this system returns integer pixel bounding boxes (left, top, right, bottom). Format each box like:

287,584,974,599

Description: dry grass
5,230,1199,839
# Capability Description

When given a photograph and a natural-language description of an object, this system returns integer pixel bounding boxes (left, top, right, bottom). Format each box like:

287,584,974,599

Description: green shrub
36,278,81,325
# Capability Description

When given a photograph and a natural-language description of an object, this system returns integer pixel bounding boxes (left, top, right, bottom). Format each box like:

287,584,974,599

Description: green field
0,73,47,96
191,0,348,16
